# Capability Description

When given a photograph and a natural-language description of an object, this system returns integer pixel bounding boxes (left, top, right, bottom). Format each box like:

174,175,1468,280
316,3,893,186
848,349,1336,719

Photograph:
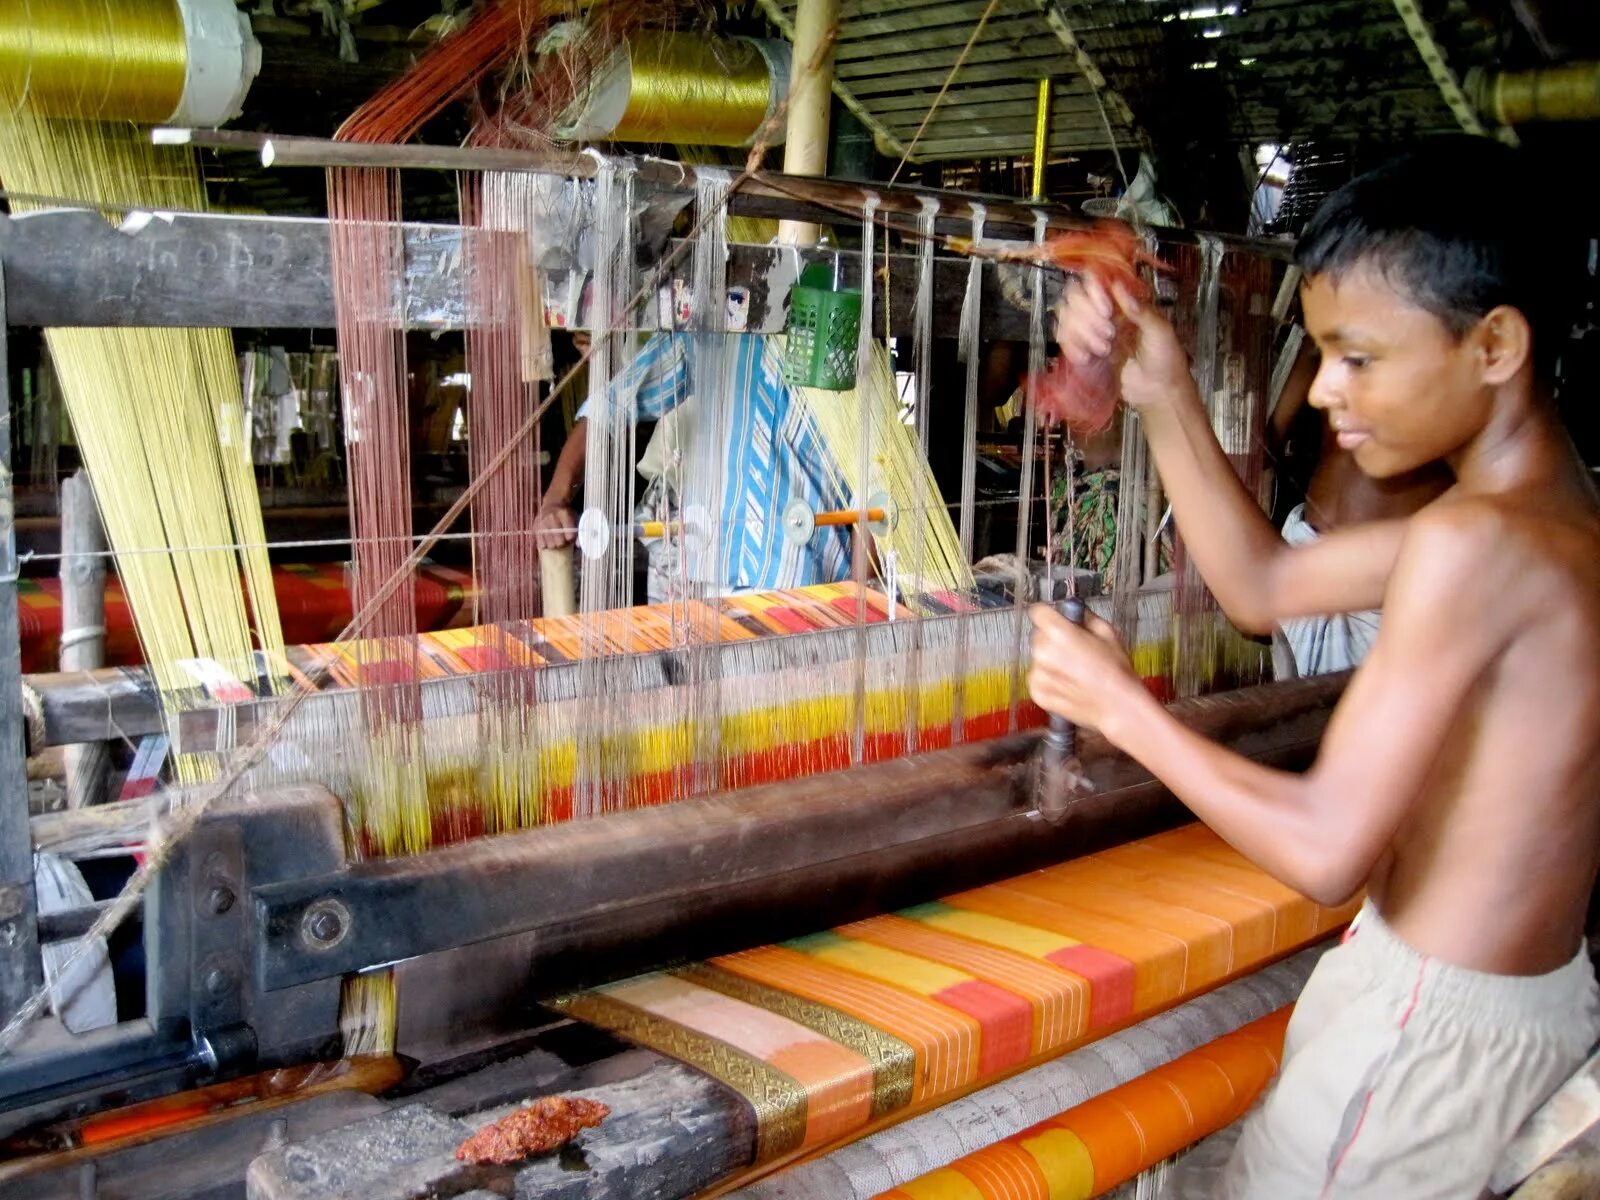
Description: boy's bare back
1376,479,1600,975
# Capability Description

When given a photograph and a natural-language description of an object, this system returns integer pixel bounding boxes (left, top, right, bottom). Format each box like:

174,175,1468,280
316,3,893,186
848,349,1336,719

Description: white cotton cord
957,202,986,564
691,168,732,334
1008,208,1051,727
903,195,941,753
851,192,880,766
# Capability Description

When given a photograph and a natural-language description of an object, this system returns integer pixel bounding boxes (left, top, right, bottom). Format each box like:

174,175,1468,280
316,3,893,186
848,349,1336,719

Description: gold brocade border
677,963,916,1120
550,989,808,1162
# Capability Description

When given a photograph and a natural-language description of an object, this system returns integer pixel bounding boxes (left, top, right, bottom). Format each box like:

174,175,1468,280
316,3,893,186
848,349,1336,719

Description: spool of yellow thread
558,31,791,148
0,0,259,126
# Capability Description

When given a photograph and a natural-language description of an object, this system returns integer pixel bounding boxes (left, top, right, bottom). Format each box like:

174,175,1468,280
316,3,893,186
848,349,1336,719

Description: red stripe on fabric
764,607,819,635
356,659,416,685
930,979,1033,1075
829,595,887,623
1045,944,1136,1029
456,643,510,672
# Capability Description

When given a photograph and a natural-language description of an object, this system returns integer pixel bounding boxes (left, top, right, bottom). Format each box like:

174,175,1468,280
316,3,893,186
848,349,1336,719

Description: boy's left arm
1030,510,1507,904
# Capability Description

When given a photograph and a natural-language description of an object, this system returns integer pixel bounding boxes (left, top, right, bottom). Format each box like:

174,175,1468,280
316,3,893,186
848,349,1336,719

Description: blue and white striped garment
578,332,853,592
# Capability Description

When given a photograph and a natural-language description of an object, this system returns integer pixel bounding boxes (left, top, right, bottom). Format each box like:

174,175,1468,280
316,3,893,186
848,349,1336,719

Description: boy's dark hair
1295,137,1581,378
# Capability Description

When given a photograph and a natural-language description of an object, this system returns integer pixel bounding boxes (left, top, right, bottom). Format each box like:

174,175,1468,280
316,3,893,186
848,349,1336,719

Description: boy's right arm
1057,279,1407,632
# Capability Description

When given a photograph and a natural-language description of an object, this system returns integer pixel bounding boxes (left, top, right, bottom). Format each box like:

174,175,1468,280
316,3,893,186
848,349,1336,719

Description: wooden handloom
2,150,1334,1200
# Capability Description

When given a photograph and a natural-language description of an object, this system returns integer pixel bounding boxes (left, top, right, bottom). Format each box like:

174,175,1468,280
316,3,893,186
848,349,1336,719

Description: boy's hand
1028,604,1152,745
1052,277,1192,412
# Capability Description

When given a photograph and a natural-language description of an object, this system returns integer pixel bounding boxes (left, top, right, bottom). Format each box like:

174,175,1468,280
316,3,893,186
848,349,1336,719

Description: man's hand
1028,604,1154,745
1053,277,1191,412
533,503,577,550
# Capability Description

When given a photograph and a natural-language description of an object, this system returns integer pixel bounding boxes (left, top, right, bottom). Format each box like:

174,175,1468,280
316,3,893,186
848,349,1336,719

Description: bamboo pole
777,0,840,247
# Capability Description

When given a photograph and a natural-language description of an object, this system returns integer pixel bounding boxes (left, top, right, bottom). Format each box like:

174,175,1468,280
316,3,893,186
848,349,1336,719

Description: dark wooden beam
0,264,44,1025
0,209,1061,338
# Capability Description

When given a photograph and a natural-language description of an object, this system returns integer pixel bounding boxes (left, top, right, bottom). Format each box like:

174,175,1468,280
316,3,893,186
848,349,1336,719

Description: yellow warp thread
0,115,285,773
339,971,397,1057
0,0,188,123
607,33,778,147
794,340,976,595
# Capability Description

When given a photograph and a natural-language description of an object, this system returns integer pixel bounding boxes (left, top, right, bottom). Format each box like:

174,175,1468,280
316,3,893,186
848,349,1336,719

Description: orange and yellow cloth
16,562,476,673
874,1007,1291,1200
552,823,1357,1163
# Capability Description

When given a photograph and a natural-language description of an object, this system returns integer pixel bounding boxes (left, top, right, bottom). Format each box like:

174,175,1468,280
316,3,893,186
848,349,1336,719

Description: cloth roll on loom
556,30,792,147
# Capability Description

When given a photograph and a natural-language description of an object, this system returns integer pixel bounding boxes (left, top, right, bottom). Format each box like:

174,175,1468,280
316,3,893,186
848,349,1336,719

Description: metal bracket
148,786,346,1072
186,825,246,1034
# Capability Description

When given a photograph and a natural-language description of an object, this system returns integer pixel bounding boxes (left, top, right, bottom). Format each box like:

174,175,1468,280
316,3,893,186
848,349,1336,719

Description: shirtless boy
1030,139,1600,1197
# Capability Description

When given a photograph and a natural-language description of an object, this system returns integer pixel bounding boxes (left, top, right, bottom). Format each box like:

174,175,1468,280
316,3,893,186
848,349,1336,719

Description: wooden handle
539,547,577,618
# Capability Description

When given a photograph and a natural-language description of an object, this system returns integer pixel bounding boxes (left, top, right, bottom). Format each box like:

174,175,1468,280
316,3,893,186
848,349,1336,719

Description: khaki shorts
1170,903,1600,1199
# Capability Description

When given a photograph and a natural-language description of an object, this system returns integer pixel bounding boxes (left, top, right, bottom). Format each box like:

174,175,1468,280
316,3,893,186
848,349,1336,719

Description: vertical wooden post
0,266,45,1026
778,0,839,248
60,470,109,807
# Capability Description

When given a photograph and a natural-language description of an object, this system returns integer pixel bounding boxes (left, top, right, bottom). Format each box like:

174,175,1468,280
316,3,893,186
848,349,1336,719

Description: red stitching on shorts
1318,959,1428,1198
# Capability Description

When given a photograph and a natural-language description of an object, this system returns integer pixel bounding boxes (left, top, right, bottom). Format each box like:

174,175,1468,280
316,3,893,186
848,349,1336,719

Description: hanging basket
783,260,862,391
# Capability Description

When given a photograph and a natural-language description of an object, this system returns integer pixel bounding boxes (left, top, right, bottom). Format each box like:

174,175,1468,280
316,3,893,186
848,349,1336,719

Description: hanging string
1109,406,1149,647
1009,209,1051,729
957,202,986,565
887,0,1004,184
684,165,733,798
851,192,880,766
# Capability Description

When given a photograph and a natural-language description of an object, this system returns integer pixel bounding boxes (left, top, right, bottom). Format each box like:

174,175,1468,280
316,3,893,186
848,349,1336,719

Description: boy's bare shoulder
1399,490,1600,623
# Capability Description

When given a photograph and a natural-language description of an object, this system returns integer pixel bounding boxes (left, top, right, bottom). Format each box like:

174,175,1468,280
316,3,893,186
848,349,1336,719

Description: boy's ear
1474,305,1534,386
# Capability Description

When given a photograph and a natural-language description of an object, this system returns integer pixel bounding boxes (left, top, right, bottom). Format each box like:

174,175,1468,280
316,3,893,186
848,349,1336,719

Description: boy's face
1300,265,1488,478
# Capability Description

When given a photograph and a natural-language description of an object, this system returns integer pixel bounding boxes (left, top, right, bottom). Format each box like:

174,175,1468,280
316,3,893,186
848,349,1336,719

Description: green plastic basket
783,261,862,391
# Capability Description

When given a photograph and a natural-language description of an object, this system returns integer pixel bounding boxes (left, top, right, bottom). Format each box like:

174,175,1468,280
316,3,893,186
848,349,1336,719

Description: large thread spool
558,30,791,148
0,0,259,126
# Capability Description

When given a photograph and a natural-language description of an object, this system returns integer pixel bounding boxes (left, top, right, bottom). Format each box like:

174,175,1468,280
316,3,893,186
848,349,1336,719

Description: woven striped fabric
730,946,1324,1200
16,562,476,673
552,824,1358,1164
873,1008,1291,1200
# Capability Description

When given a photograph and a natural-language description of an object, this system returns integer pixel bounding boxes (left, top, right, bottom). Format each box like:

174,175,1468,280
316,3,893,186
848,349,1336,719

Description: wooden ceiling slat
872,94,1123,123
838,40,1079,81
866,79,1099,111
832,14,1048,61
844,56,1090,92
833,0,1039,40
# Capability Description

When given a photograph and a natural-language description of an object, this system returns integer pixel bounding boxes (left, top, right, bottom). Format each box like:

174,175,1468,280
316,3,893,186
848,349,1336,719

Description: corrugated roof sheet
759,0,1501,160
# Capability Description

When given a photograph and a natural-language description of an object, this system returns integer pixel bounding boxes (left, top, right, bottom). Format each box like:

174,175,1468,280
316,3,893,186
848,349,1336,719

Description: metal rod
149,128,1295,259
638,506,884,539
37,899,121,944
1036,595,1087,823
1031,78,1053,201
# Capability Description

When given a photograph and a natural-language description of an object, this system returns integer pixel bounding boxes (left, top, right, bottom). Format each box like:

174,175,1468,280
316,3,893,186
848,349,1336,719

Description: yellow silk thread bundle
0,9,285,774
0,0,188,123
795,340,975,595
